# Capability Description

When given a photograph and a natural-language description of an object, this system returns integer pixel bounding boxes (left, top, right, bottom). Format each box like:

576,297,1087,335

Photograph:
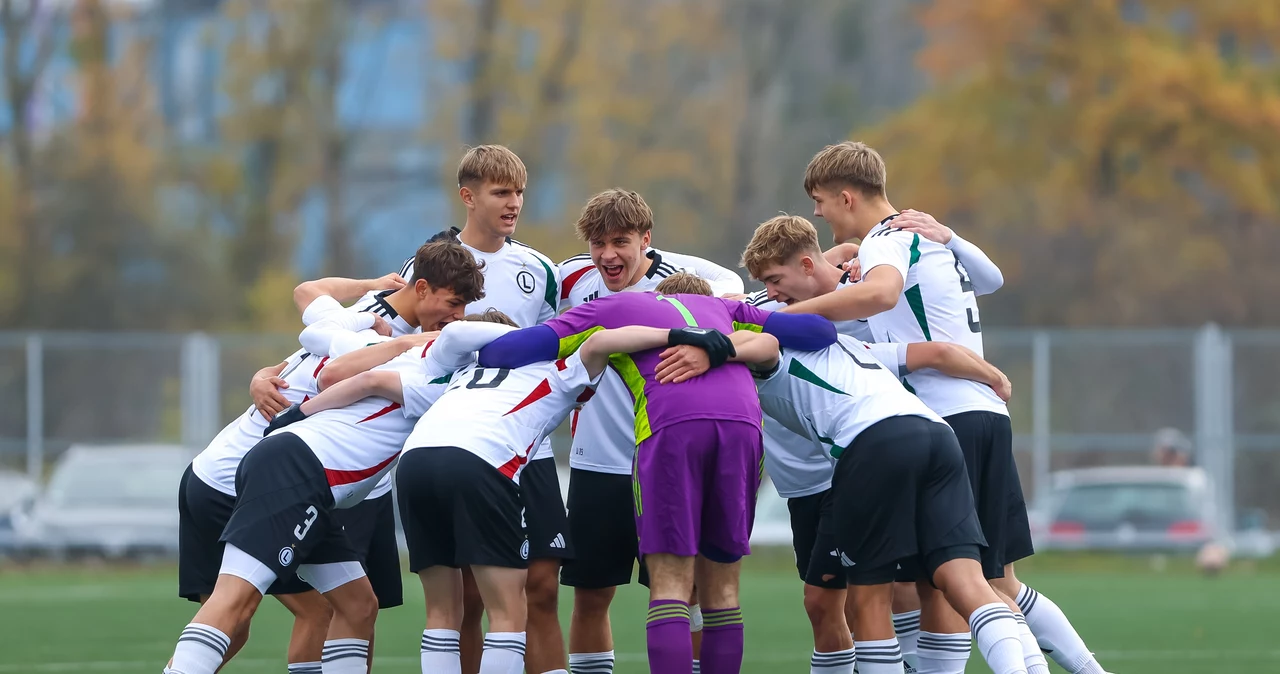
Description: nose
812,203,821,218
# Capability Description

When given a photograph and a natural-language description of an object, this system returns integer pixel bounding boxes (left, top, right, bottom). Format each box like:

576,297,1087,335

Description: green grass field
2,553,1278,673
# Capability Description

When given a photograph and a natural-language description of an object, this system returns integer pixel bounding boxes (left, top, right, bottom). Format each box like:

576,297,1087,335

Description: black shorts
823,416,986,586
220,434,360,580
397,447,528,571
178,464,312,601
787,490,845,590
560,469,649,589
945,411,1034,578
520,458,573,561
333,491,403,608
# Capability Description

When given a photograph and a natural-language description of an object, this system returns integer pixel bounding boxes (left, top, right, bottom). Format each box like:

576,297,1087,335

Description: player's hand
894,209,953,245
372,272,408,291
843,257,863,282
251,374,290,420
667,327,736,369
264,403,308,436
371,314,393,337
656,345,712,384
822,242,859,268
991,372,1012,402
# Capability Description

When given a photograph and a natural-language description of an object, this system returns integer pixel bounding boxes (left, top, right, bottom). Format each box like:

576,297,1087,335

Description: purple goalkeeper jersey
545,292,771,442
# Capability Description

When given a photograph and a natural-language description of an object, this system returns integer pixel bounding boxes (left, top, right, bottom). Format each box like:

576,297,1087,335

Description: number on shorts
294,505,319,541
466,367,512,389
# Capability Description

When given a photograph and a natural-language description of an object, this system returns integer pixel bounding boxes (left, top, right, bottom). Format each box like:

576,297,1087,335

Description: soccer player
552,188,744,674
737,213,1006,672
395,145,571,674
724,329,1030,674
785,140,1103,674
163,245,486,674
477,287,837,674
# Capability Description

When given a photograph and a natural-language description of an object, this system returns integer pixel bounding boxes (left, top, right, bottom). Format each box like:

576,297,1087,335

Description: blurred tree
864,0,1280,326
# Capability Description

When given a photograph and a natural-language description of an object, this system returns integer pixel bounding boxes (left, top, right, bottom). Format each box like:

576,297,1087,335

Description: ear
800,255,816,275
640,230,652,248
415,279,431,298
840,189,857,212
459,185,475,209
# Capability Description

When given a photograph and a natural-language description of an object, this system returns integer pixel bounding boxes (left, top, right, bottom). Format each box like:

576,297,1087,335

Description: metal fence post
25,334,43,481
181,333,221,449
1032,331,1052,511
1195,323,1235,537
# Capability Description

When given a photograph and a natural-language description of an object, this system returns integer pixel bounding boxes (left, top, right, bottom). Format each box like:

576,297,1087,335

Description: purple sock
700,607,744,674
646,599,692,674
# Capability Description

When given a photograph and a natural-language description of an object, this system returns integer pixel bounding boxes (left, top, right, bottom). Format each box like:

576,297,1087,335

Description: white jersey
744,279,879,497
401,230,558,330
277,343,455,509
403,352,601,483
754,335,941,459
401,230,559,461
555,248,746,474
858,216,1008,418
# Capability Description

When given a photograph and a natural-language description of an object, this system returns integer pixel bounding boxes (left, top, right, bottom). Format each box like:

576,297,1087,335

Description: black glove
264,403,308,436
667,327,736,369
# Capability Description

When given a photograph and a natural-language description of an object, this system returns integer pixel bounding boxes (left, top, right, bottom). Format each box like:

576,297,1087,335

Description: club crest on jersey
279,546,295,567
520,539,530,560
516,270,536,294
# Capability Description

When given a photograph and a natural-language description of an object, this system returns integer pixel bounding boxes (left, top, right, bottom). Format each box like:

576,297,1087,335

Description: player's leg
788,490,854,674
913,580,971,674
846,579,902,674
891,582,922,671
420,566,466,674
692,555,745,674
167,565,267,674
689,586,703,674
645,553,697,674
301,563,378,674
333,491,404,673
1002,564,1105,674
471,564,531,674
519,456,572,673
564,469,638,674
461,568,485,674
273,590,332,672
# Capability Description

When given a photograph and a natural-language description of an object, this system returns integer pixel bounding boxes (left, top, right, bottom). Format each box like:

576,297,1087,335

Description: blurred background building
1,0,1279,556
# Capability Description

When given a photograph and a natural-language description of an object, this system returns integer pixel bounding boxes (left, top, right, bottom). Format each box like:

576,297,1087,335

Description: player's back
565,291,763,443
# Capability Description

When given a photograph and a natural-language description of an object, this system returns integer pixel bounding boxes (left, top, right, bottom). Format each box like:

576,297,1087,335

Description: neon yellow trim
731,321,763,333
556,325,604,359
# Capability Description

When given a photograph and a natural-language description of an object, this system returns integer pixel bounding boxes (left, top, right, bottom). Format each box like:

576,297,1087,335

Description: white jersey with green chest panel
754,335,942,460
556,248,745,474
400,231,559,460
857,217,1008,418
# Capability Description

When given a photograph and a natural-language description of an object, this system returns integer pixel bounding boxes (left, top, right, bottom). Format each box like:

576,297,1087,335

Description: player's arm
316,334,430,391
291,272,406,313
249,360,290,420
901,342,1012,401
779,265,902,321
479,298,607,368
893,209,1003,295
297,311,390,356
821,242,859,269
727,299,839,351
427,321,519,371
578,326,733,380
728,330,780,371
306,370,406,413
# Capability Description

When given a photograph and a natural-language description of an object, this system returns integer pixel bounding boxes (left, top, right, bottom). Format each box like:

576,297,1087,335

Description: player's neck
854,200,899,240
385,288,419,327
815,261,845,293
458,220,506,254
626,255,655,288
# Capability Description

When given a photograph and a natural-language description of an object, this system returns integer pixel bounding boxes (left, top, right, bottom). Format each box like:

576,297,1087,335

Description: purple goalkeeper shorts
632,419,764,561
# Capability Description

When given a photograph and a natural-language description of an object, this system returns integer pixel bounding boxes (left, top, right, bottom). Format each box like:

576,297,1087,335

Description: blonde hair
740,215,824,279
803,141,886,197
457,145,527,189
574,189,654,242
461,308,518,327
654,272,713,296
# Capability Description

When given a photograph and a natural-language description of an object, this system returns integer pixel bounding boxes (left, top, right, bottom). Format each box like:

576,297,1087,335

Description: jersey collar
867,213,901,237
643,249,666,278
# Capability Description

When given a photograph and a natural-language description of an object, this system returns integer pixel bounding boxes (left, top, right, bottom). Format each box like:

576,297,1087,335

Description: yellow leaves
244,267,302,332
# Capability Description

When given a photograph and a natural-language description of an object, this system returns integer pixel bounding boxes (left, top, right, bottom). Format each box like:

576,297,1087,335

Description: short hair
574,188,654,242
740,215,824,279
461,308,518,327
457,145,527,189
655,272,712,296
802,141,886,197
410,241,486,304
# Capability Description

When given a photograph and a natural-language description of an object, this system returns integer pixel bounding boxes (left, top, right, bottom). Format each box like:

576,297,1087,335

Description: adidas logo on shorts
831,549,855,567
549,533,566,549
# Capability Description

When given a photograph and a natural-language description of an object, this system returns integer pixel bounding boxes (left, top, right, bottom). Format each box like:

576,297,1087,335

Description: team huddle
165,144,1112,674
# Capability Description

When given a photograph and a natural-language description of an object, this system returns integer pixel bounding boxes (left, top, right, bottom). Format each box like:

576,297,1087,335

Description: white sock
541,670,570,674
853,638,902,674
568,651,615,674
968,603,1027,674
811,647,856,673
481,632,526,674
322,638,369,674
1016,584,1106,674
1015,614,1051,674
915,631,970,673
168,623,231,674
288,662,323,674
893,610,922,670
692,660,701,674
421,629,461,674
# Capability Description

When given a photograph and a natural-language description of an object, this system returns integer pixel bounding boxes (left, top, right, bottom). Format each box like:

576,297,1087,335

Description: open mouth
500,214,517,226
601,264,625,281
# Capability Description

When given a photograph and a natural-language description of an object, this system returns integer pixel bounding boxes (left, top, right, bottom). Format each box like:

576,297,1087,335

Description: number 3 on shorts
294,505,319,541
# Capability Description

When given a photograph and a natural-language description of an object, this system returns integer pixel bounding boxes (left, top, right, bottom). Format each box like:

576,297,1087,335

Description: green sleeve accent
908,233,921,268
557,326,605,359
534,256,558,311
731,321,764,333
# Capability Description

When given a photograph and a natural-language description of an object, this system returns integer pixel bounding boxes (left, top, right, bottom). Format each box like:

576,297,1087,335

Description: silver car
1039,466,1217,552
19,444,193,558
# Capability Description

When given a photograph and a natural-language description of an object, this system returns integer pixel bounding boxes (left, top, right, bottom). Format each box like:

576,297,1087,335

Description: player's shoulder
744,289,775,308
645,248,684,279
507,237,556,268
557,254,600,303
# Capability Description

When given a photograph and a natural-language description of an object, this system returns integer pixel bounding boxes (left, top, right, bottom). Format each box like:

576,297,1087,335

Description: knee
526,566,560,616
802,587,844,627
573,587,615,618
341,588,380,632
297,598,335,629
462,582,485,622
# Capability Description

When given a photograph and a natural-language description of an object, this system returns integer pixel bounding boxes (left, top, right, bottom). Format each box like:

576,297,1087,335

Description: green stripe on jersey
904,284,932,341
787,359,847,395
534,256,558,311
909,233,921,267
732,321,764,333
656,295,699,327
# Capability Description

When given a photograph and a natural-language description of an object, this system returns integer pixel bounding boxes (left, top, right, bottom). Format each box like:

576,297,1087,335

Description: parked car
18,444,193,559
0,471,39,554
1039,466,1217,552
